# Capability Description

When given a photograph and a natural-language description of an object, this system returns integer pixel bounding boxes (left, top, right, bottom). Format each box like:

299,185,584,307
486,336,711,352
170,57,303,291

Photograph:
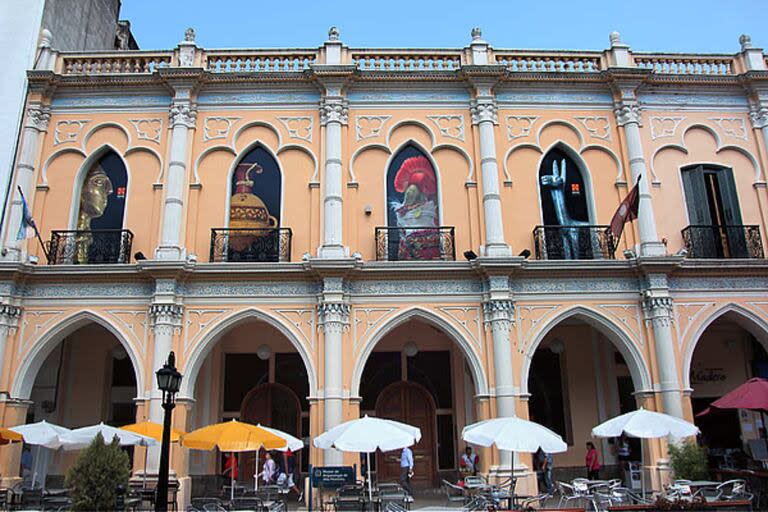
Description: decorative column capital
0,305,22,335
483,299,515,330
319,97,349,126
150,303,184,335
25,106,51,131
471,97,498,125
614,103,642,127
643,294,673,327
749,106,768,129
169,102,197,128
318,302,350,334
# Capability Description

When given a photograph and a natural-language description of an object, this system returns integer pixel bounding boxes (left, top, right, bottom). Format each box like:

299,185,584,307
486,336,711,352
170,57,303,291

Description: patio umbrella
696,378,768,439
462,416,567,495
592,408,699,496
59,422,158,450
120,421,186,488
0,426,24,445
313,415,422,502
182,419,288,500
10,420,71,489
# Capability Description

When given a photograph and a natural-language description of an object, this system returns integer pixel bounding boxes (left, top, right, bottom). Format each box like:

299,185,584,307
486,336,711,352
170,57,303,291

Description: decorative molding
352,307,396,351
129,118,163,143
348,279,483,296
274,308,316,348
25,106,51,131
17,310,66,356
575,116,611,141
427,115,465,141
277,116,313,142
355,115,391,140
470,98,498,125
183,308,231,355
505,115,538,140
184,281,318,297
439,306,483,351
516,304,561,353
169,102,198,128
202,116,240,142
749,107,768,129
670,276,768,291
708,117,748,140
650,116,685,140
105,309,149,355
54,120,89,145
512,278,639,295
20,282,153,298
596,304,642,345
614,104,642,127
673,302,715,349
319,97,348,126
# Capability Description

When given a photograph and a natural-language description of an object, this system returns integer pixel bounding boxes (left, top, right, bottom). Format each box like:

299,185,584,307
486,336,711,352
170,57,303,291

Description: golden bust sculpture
75,165,113,263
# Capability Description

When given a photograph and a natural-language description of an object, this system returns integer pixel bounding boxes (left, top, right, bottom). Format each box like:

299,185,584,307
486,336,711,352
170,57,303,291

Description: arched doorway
375,382,436,487
687,311,768,463
239,383,302,481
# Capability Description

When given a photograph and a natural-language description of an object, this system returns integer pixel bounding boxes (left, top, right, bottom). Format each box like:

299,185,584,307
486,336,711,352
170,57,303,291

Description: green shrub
668,440,708,481
65,432,131,511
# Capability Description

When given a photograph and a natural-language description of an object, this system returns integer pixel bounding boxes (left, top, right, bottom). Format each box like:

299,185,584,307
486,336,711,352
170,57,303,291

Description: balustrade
352,50,463,71
205,51,317,72
494,51,602,72
634,54,734,75
61,52,172,74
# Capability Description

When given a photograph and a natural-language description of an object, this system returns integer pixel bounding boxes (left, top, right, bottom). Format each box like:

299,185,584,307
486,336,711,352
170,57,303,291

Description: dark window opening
223,354,269,412
407,351,452,409
528,350,568,442
275,353,310,411
360,352,401,411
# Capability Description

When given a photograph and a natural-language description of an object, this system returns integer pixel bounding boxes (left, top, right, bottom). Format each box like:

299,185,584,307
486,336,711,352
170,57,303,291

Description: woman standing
585,442,601,480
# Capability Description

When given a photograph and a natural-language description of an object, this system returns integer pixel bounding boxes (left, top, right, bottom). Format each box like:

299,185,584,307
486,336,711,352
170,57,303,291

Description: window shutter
716,168,743,226
681,166,711,225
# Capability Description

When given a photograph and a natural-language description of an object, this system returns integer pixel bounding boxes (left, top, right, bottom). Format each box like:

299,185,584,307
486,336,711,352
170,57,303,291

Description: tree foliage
65,432,130,511
668,440,709,481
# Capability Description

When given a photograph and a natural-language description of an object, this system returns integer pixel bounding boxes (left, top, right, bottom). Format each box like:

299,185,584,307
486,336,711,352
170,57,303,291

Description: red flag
609,177,640,240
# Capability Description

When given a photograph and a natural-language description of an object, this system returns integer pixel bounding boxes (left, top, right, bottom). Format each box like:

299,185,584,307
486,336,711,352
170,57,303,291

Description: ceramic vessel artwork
229,162,278,251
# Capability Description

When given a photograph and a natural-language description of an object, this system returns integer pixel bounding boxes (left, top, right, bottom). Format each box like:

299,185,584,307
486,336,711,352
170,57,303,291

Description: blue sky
122,0,768,54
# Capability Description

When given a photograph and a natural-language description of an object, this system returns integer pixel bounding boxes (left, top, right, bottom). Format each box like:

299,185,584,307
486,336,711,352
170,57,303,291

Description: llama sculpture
539,159,590,259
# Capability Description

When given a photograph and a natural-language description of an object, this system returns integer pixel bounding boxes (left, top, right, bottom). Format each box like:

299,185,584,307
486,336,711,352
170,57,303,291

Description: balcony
47,230,134,264
682,225,764,259
209,228,292,263
533,225,616,260
375,227,455,261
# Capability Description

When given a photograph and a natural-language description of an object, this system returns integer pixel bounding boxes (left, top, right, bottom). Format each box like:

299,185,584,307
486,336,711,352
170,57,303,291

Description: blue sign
311,466,355,489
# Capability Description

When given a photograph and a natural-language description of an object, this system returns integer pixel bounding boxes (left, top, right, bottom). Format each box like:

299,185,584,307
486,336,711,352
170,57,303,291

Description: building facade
0,26,767,502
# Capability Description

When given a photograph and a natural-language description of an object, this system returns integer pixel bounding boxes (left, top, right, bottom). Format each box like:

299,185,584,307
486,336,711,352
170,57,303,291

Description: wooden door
375,381,436,488
239,383,301,481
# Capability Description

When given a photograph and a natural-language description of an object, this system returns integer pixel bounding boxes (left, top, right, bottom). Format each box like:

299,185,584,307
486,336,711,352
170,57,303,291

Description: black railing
533,225,616,260
47,229,134,264
682,225,763,259
209,228,292,263
375,226,455,261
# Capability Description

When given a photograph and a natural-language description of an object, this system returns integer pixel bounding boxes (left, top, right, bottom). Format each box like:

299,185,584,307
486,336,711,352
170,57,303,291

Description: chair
379,485,408,511
333,495,365,511
463,475,487,489
18,488,43,511
441,479,465,503
188,497,227,512
557,481,594,510
230,496,265,511
699,479,753,503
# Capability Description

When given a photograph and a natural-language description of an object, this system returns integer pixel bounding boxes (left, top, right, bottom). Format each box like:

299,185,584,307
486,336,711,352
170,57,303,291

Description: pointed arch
179,308,317,398
224,141,284,228
682,303,768,390
68,144,130,230
537,142,597,224
350,306,489,398
521,305,652,395
11,310,145,400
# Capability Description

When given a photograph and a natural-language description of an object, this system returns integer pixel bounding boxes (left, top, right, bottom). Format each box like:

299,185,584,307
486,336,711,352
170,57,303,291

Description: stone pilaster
155,97,197,260
0,305,21,389
2,104,50,261
318,290,349,465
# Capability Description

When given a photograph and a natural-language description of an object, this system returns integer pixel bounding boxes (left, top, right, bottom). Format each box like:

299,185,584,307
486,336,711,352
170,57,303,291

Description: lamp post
155,351,182,512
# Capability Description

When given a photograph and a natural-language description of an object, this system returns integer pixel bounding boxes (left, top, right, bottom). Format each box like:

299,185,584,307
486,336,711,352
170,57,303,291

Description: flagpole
16,186,49,263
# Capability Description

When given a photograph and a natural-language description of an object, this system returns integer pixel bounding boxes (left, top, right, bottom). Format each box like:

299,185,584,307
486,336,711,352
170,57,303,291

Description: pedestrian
459,446,479,476
280,449,303,502
585,442,600,480
223,452,238,481
259,451,277,485
400,445,414,496
534,448,553,494
20,446,33,486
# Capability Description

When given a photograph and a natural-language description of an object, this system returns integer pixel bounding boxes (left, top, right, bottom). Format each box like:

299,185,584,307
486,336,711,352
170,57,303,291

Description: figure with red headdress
389,155,441,260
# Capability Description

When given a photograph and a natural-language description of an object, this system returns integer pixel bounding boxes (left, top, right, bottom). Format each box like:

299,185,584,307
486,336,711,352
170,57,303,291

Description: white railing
61,51,173,74
351,49,464,71
494,51,603,72
205,50,317,72
633,54,735,75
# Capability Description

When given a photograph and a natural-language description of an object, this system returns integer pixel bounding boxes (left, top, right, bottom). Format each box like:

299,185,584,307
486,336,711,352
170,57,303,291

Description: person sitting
460,446,479,476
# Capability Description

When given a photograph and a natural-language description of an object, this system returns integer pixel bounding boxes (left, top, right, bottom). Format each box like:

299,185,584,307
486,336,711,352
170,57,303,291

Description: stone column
1,105,50,261
155,99,196,260
484,299,516,468
642,284,683,418
613,91,666,257
471,95,512,257
318,96,348,259
147,302,183,472
0,305,21,387
318,299,348,465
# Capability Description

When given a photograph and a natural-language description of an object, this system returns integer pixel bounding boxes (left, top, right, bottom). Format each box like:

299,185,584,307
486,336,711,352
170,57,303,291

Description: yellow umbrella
0,427,23,445
120,421,186,488
183,419,287,500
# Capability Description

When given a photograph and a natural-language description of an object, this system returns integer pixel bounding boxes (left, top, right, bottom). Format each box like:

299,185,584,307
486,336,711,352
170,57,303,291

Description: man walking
400,445,414,495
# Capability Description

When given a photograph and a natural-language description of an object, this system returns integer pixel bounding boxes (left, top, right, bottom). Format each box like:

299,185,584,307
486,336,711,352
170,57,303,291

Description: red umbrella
696,378,768,441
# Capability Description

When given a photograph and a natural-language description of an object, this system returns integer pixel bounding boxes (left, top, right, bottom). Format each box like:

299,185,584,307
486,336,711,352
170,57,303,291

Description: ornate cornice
319,97,349,126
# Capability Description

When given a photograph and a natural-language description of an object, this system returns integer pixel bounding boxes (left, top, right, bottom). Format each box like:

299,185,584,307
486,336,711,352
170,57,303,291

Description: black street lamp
155,351,182,512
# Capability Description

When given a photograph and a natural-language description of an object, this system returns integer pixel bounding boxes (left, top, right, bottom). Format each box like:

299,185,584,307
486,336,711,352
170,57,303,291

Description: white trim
277,143,319,184
81,122,132,152
385,119,436,148
40,147,87,187
232,120,283,150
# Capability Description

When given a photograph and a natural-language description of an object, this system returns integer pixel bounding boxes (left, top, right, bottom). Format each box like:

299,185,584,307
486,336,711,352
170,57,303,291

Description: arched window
223,145,283,262
537,148,599,260
384,145,442,261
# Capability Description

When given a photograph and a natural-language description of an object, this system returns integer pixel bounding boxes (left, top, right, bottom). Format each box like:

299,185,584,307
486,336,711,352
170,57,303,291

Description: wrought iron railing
681,225,764,259
47,230,134,264
375,227,455,261
209,228,292,263
533,225,616,260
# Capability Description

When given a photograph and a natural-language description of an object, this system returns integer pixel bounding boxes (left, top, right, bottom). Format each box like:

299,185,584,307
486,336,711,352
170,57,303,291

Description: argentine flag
16,192,37,240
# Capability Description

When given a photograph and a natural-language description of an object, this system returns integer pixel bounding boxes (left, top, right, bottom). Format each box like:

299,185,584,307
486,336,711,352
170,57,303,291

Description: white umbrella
10,421,72,489
60,422,158,450
313,415,421,502
462,416,567,496
591,408,699,496
252,424,304,492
